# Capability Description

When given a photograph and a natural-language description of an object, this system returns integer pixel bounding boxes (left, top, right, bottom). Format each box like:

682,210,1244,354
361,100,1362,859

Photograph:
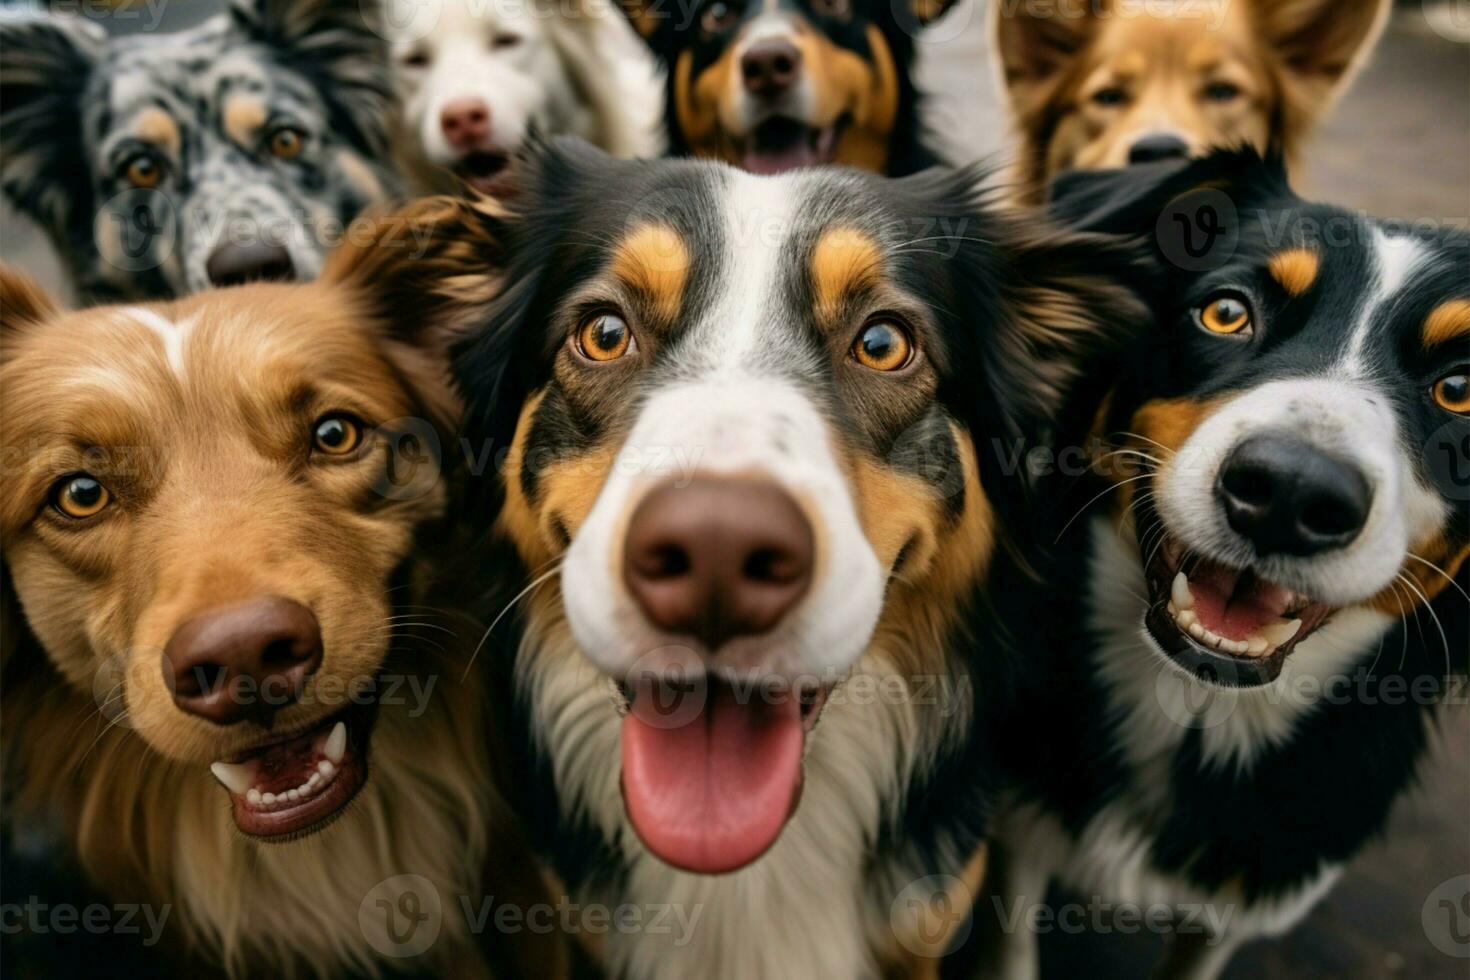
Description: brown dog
0,212,558,977
990,0,1389,201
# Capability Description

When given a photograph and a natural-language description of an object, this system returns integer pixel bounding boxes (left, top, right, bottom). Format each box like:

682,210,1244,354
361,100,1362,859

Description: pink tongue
742,145,818,175
621,679,804,874
1188,564,1294,641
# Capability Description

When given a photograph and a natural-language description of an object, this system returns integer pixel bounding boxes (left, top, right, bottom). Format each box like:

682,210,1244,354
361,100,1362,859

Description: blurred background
0,0,1466,976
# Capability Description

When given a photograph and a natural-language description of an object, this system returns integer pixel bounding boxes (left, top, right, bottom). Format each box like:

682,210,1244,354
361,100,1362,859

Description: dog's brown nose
623,478,814,652
163,597,323,725
741,40,802,97
441,96,491,150
206,242,295,287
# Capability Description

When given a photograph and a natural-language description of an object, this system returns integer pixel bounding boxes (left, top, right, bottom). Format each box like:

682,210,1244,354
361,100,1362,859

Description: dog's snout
1127,133,1190,165
623,479,814,652
163,597,323,725
440,97,491,150
741,40,802,97
206,242,295,287
1216,434,1372,558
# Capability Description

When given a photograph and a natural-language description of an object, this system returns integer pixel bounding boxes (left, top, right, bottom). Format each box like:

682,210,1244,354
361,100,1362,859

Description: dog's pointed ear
1252,0,1388,121
231,0,395,157
1,264,62,356
989,0,1093,108
0,15,105,240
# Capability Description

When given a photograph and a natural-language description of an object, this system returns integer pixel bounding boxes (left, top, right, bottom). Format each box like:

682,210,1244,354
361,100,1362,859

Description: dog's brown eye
852,319,913,372
1092,86,1128,107
1204,81,1241,102
702,0,739,32
812,0,849,16
1197,295,1252,336
124,155,164,189
313,415,364,455
269,127,305,159
1433,373,1470,415
52,475,110,520
577,313,635,362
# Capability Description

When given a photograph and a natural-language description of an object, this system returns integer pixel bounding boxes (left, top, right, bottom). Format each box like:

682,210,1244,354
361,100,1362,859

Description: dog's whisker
1053,473,1154,544
462,563,565,681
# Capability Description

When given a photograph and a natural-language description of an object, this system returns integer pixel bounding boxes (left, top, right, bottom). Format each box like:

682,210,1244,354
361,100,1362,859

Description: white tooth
324,722,347,764
1172,572,1194,610
1167,600,1177,616
287,789,301,801
262,792,277,805
1247,636,1269,656
1176,609,1198,629
210,761,254,795
1260,618,1303,647
1189,622,1206,640
318,760,335,777
299,782,315,797
308,773,323,788
1230,640,1250,655
247,789,262,805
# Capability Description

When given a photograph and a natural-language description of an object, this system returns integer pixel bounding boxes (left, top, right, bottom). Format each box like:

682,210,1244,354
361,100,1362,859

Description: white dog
387,0,661,193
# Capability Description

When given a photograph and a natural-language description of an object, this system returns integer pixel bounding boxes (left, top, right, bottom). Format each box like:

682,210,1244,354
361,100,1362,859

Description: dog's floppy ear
988,0,1093,109
0,15,104,241
231,0,395,156
1252,0,1389,123
0,264,62,360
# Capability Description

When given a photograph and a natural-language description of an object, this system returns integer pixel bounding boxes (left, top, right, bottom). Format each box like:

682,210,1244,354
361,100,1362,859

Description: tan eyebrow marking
135,107,180,156
609,223,690,323
810,226,882,322
1423,298,1470,348
223,93,268,146
1267,247,1320,297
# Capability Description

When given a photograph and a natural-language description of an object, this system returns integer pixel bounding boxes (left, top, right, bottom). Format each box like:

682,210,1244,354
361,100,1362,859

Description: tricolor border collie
371,136,1146,977
617,0,959,175
981,149,1469,980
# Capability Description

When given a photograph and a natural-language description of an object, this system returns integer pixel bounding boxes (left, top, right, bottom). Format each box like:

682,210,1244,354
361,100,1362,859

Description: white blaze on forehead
123,307,195,378
1340,228,1425,377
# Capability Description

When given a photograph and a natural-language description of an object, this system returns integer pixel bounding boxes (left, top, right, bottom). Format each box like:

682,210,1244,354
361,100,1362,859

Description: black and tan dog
0,216,561,977
979,150,1469,980
365,136,1147,977
618,0,959,175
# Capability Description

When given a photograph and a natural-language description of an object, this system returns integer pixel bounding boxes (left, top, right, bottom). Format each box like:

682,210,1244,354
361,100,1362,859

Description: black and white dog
1,0,399,300
981,150,1470,980
356,136,1146,978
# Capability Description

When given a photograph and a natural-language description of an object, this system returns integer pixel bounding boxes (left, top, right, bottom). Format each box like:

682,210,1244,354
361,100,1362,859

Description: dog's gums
1140,526,1337,687
209,711,372,840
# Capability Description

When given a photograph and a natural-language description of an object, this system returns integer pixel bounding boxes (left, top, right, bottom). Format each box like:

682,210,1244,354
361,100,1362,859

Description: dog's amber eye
577,313,635,362
313,415,364,455
268,127,305,159
1197,295,1252,336
124,155,164,189
51,475,110,520
1433,373,1470,415
1091,86,1128,107
852,319,913,372
1203,81,1241,103
702,0,739,33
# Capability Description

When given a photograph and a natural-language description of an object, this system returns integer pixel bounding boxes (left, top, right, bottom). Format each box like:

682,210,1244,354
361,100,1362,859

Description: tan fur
0,260,557,977
810,226,884,322
135,107,181,158
222,93,268,146
990,0,1389,202
1423,298,1470,348
609,223,691,324
1267,247,1321,296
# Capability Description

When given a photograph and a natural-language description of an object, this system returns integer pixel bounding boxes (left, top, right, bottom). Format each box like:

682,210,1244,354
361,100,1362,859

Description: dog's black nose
206,242,295,287
1128,133,1190,165
163,597,323,725
741,39,802,98
624,478,814,653
1216,434,1372,557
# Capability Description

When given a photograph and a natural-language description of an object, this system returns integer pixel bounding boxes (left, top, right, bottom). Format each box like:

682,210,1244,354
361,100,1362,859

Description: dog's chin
452,150,516,196
736,115,847,175
206,704,376,842
611,669,832,876
1137,516,1337,688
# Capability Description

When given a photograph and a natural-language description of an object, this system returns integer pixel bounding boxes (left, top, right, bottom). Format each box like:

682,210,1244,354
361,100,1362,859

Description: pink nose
440,97,490,150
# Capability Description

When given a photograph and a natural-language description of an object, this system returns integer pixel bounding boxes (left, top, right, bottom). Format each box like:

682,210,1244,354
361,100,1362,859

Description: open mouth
1140,523,1336,687
739,116,844,175
615,674,829,874
453,150,513,195
208,706,373,840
